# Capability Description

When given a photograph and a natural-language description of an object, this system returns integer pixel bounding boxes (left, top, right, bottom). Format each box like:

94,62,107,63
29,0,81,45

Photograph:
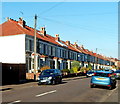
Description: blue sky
2,2,118,58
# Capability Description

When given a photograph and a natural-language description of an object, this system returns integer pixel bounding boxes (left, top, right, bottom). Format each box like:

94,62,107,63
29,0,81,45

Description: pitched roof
0,18,117,61
0,18,80,53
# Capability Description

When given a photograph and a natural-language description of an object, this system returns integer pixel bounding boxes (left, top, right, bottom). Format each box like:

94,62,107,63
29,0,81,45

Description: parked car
86,71,95,77
114,70,120,79
90,70,116,90
38,69,62,85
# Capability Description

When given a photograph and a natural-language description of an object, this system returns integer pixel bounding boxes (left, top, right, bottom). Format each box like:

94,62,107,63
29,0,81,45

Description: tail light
114,73,116,76
94,73,96,76
108,74,112,77
107,85,111,87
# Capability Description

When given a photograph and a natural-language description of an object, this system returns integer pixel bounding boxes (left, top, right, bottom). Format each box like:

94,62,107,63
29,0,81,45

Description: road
1,76,119,103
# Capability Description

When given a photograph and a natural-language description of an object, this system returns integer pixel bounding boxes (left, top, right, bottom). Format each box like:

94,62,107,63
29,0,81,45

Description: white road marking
8,100,21,104
36,90,57,97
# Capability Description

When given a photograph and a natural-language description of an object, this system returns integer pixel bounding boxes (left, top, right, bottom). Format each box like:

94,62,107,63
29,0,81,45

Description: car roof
96,70,113,74
42,69,59,71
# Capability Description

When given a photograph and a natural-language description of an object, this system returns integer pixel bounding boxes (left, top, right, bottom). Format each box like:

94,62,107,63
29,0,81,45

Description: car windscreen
95,73,109,77
41,70,54,76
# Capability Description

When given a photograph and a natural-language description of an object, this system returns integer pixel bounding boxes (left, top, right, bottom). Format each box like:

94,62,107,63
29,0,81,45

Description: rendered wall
0,34,26,64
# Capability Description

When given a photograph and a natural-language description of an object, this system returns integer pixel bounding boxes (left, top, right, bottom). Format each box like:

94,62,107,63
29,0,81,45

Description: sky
1,2,118,58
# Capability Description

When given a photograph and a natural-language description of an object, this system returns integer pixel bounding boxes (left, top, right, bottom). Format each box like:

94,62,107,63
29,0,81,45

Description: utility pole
95,48,97,70
34,14,37,81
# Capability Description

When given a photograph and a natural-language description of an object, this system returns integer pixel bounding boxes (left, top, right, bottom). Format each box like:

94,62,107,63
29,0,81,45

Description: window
45,44,49,55
60,49,62,57
25,39,29,51
53,47,56,56
30,40,33,51
48,46,51,55
57,48,60,57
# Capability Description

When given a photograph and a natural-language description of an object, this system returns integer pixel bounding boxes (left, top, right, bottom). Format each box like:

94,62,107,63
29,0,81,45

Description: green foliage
87,64,92,70
70,69,74,74
71,61,80,69
70,61,80,73
80,67,90,72
72,67,78,73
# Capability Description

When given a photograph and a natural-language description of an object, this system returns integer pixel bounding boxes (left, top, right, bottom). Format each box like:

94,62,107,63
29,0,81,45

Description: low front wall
26,73,40,80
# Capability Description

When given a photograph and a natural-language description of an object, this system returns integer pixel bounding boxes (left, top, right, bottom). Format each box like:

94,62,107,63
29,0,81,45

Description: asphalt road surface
1,77,119,103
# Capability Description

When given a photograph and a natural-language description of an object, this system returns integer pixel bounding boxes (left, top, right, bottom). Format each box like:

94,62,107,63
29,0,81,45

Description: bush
70,61,80,74
87,64,92,70
40,66,51,72
71,61,80,69
72,67,78,73
70,69,74,74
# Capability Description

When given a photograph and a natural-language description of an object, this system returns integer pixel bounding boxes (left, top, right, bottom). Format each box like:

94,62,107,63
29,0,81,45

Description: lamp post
34,14,37,81
95,48,98,70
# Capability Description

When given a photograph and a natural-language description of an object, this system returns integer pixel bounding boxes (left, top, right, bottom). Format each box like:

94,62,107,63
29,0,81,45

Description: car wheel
108,86,112,90
38,83,41,85
59,79,62,84
52,80,56,85
90,84,95,88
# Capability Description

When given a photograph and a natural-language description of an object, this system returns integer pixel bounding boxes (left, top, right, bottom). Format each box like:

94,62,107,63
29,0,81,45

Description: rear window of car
115,70,120,73
95,73,109,77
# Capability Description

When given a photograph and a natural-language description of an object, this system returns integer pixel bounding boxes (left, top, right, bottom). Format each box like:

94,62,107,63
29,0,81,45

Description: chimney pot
55,34,60,41
18,17,26,28
74,42,78,48
40,27,46,36
66,41,70,46
6,17,9,21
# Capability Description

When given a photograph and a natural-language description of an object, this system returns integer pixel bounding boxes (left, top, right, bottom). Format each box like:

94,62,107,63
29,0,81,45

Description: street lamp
34,14,37,81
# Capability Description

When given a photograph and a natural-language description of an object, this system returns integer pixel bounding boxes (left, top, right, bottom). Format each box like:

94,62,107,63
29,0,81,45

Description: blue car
38,69,62,85
90,70,116,90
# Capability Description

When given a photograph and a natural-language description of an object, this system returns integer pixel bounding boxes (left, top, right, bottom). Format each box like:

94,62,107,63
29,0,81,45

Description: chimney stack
18,17,26,28
41,27,46,36
55,34,60,41
6,17,9,21
74,42,78,48
80,45,84,49
66,41,70,46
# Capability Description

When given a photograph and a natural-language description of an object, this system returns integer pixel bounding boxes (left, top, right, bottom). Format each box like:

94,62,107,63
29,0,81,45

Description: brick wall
26,73,40,80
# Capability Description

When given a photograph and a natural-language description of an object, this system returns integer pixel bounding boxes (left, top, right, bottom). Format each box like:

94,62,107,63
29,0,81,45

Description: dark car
86,71,94,77
38,69,62,85
114,70,120,79
90,70,116,90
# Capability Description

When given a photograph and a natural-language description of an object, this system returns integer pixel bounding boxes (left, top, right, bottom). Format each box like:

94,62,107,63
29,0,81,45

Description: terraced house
0,18,116,82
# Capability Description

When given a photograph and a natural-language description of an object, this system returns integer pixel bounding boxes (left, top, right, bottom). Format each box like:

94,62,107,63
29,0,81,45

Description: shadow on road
0,88,12,91
64,76,86,81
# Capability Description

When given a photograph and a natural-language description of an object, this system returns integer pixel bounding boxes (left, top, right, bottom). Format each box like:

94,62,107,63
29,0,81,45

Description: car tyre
108,86,113,90
90,84,95,88
59,79,62,84
38,83,41,85
52,80,56,85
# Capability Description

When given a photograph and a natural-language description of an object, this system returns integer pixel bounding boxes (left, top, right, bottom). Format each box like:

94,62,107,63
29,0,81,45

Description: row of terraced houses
0,18,118,83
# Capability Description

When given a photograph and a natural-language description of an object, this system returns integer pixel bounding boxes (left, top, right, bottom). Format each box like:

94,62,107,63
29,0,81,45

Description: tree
87,63,92,70
71,61,80,73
